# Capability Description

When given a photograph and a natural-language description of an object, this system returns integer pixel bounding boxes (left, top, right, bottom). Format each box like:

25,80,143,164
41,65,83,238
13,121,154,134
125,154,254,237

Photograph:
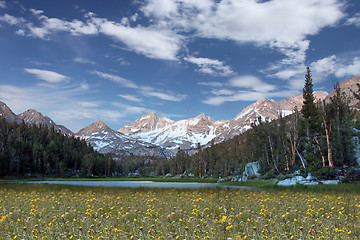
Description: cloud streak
200,75,297,106
92,71,187,102
24,68,68,84
184,56,233,76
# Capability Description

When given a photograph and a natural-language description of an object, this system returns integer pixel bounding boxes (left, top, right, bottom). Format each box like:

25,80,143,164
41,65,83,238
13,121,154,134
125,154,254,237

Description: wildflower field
0,183,359,240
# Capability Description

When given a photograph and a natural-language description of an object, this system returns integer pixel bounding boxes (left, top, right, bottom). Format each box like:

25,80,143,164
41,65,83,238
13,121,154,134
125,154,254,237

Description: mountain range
1,73,359,157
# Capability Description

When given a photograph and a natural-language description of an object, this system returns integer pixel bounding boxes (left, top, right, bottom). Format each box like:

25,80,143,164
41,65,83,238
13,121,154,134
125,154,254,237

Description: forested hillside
0,117,114,178
175,68,360,180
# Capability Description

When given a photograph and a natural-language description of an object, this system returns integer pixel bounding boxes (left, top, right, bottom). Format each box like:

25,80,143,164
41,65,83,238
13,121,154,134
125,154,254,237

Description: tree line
164,67,359,180
1,67,359,180
0,118,114,178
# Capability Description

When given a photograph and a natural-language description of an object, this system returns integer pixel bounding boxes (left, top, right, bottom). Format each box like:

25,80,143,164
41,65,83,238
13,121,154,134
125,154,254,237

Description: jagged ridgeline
0,116,114,178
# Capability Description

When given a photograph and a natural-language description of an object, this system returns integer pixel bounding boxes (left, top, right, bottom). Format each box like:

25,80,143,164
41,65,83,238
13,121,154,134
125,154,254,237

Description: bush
260,169,275,180
311,166,336,180
342,168,360,183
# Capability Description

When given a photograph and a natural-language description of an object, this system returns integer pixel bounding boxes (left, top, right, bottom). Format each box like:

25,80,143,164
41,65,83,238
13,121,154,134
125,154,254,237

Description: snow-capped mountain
212,91,328,143
18,109,73,135
118,112,174,134
119,113,227,151
75,120,169,157
117,92,329,153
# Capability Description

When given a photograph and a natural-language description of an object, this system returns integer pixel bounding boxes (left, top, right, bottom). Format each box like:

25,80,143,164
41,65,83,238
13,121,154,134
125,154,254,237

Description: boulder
277,178,297,186
320,180,339,185
244,162,260,177
306,173,316,181
303,181,319,186
352,136,360,166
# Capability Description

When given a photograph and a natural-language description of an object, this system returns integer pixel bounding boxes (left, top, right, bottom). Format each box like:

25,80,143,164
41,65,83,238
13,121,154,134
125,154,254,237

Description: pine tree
300,67,322,171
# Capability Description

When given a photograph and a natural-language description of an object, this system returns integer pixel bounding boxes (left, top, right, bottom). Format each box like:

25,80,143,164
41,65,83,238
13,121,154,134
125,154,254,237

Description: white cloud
0,14,24,25
0,83,126,132
311,55,360,79
141,0,344,78
201,75,281,106
112,102,150,115
29,9,44,15
141,0,178,19
198,81,223,87
91,71,138,88
200,73,306,106
346,13,360,28
98,18,183,60
184,56,233,76
0,1,6,8
229,76,276,92
142,90,187,102
93,71,187,102
211,89,235,96
74,57,96,65
142,0,344,58
203,92,265,106
118,94,143,102
1,0,346,65
24,68,68,84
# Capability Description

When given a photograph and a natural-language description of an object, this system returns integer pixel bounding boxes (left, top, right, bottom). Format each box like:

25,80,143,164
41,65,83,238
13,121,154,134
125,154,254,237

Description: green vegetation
182,67,360,181
1,183,359,239
0,67,359,182
0,118,114,178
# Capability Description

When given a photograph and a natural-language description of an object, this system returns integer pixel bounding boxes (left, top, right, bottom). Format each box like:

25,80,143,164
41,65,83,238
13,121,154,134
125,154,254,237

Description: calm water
19,180,255,190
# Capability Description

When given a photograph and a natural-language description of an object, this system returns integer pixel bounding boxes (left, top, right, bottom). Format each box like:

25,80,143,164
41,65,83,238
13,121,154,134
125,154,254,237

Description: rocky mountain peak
77,120,112,135
325,74,360,106
191,113,215,125
0,101,19,123
18,109,73,135
118,112,174,135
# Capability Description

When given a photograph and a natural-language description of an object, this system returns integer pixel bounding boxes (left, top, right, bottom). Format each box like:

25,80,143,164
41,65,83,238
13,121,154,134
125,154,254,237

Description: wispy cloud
141,0,345,75
112,102,150,115
91,71,138,88
184,56,233,76
0,83,124,132
118,94,143,102
198,81,223,87
0,14,24,25
24,68,68,84
201,75,294,106
311,55,360,80
346,13,360,28
93,71,187,102
0,0,346,70
73,57,96,65
142,90,187,102
98,18,183,61
0,1,6,9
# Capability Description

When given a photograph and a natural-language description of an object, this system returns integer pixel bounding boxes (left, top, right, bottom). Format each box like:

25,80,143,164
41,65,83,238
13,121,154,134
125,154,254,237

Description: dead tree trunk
322,102,334,168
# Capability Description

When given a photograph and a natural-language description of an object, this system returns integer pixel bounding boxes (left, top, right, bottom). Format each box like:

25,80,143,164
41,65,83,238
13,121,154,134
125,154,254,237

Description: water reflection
22,181,255,190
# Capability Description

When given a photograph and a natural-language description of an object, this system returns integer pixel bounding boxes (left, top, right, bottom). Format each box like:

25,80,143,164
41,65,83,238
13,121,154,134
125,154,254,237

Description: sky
0,0,360,132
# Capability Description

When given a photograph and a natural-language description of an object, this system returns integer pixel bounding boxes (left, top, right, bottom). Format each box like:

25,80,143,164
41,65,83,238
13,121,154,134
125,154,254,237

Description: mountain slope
118,92,328,152
18,109,73,135
0,101,20,123
118,112,174,134
325,73,360,106
76,120,169,157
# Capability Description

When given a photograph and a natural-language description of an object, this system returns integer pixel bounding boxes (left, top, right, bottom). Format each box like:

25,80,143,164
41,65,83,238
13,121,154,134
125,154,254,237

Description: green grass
1,183,359,239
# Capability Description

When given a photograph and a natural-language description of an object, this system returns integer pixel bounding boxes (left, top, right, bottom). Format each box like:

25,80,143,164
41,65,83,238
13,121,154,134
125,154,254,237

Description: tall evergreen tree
300,67,322,170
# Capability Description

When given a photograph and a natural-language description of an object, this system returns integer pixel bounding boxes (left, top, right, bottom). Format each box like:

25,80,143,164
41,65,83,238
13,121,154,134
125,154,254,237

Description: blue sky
0,0,360,132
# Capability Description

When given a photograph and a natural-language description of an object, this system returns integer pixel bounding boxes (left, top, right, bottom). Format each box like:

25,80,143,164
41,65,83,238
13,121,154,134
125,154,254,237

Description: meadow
0,183,359,240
